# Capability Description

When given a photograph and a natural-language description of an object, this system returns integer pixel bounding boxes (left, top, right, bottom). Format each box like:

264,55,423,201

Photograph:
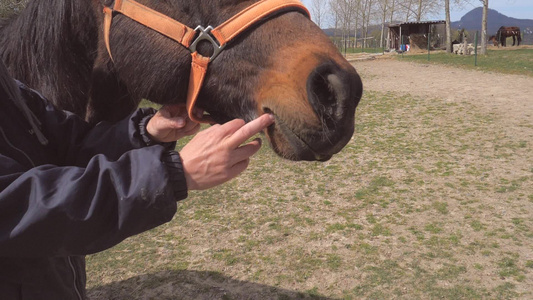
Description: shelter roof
388,20,446,28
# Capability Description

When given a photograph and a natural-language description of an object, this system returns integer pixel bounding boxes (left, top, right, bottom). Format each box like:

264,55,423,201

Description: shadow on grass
87,269,335,300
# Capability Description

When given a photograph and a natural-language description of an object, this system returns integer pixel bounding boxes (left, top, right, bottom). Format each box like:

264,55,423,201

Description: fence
333,37,386,56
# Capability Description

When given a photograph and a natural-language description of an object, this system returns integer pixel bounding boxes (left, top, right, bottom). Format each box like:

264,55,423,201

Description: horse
495,26,522,47
0,0,363,162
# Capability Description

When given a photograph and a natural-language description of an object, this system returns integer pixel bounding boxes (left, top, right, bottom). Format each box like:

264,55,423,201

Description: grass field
398,48,533,77
338,47,386,55
87,88,532,299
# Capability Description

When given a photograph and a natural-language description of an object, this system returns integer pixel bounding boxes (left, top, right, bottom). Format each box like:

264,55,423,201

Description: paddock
87,56,533,299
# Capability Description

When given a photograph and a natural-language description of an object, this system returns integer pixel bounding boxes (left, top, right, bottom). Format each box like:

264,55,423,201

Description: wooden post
463,31,467,55
474,31,479,66
427,26,431,61
400,25,402,51
401,35,404,58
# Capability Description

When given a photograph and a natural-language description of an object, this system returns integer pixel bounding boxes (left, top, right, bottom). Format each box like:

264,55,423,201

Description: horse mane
0,0,98,116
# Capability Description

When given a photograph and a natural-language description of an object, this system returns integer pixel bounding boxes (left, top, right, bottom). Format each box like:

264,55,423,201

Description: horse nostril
309,72,338,107
307,63,353,128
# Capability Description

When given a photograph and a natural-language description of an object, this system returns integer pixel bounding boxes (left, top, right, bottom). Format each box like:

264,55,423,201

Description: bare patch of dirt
352,57,533,133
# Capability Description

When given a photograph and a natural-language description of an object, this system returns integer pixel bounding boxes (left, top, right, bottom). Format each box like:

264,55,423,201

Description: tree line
310,0,490,54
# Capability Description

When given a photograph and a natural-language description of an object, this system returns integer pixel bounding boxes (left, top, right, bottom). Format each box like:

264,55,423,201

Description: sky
301,0,533,24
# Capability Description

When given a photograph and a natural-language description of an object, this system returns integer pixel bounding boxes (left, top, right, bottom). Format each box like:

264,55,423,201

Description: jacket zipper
0,126,36,167
1,126,83,300
68,257,83,300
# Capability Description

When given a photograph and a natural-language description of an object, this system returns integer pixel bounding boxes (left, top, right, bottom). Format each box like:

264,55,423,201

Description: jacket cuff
161,150,188,201
139,114,177,150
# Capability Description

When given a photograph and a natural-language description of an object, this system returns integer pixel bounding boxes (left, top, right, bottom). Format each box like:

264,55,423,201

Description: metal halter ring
189,26,226,62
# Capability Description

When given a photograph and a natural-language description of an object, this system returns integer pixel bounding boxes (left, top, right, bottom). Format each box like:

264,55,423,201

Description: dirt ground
348,56,533,296
350,56,533,132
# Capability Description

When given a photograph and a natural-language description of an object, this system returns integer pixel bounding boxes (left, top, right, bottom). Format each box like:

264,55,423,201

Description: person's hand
180,114,275,190
146,104,201,142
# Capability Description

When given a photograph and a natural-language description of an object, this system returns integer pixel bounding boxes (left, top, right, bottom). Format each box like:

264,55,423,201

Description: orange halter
103,0,310,123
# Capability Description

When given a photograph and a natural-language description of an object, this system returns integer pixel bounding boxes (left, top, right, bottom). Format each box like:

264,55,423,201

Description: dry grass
399,48,533,77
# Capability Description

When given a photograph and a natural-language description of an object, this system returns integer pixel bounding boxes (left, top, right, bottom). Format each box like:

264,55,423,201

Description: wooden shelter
387,20,446,51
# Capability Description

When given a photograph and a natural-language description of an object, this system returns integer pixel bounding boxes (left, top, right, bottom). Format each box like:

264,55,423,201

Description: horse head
90,0,363,161
488,35,498,46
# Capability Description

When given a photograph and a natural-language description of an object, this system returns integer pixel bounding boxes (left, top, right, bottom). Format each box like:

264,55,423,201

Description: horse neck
0,0,98,116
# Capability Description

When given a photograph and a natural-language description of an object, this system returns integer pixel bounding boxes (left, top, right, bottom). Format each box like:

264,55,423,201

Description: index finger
226,114,275,148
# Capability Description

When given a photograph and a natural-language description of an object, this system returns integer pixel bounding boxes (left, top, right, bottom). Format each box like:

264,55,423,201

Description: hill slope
451,7,533,35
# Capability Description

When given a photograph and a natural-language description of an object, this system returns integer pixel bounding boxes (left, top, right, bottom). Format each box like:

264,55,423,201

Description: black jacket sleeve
19,84,175,166
0,84,188,258
0,145,185,257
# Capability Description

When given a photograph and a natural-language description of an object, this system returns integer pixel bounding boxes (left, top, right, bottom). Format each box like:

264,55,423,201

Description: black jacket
0,82,188,299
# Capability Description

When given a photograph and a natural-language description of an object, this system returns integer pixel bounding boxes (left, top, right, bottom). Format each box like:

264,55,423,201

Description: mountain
451,7,533,35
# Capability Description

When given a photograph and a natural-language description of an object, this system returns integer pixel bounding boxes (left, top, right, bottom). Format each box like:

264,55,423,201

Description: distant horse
0,0,363,161
495,26,522,47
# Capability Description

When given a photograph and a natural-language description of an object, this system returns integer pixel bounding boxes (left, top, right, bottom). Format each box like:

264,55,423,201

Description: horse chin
264,109,348,162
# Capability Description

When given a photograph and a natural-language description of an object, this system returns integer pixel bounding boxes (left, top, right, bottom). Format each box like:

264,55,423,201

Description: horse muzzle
260,59,363,161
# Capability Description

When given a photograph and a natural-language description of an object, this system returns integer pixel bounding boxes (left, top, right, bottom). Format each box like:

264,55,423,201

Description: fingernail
176,117,185,127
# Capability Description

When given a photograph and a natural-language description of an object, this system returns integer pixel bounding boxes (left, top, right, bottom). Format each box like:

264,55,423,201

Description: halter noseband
103,0,310,123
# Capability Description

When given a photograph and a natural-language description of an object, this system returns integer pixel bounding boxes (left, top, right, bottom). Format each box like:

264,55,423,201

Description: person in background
0,59,274,299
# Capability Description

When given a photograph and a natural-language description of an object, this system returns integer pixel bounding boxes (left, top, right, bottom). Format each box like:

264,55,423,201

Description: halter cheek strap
103,0,310,124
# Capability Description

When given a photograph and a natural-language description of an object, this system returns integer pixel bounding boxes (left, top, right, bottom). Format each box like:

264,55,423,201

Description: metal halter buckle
189,26,226,62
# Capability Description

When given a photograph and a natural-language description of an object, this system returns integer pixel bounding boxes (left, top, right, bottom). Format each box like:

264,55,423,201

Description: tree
389,0,397,23
330,1,340,41
480,0,488,54
330,0,359,52
310,0,328,29
402,0,414,21
360,0,373,48
417,0,423,21
377,0,389,48
445,1,473,53
352,0,361,48
396,0,440,22
445,0,452,53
